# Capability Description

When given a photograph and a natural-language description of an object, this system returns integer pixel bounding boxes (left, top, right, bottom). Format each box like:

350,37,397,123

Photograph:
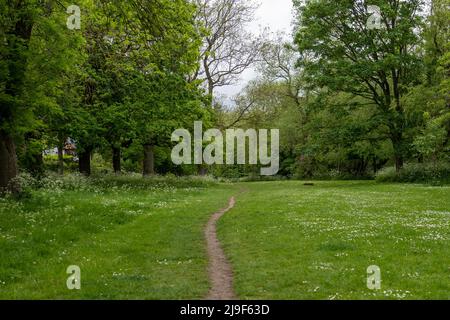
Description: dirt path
205,196,237,300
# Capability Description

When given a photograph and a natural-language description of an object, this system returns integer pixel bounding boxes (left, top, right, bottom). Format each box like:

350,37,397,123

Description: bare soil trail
205,196,237,300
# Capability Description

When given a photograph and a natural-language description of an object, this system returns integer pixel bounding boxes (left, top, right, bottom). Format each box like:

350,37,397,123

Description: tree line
220,0,449,179
0,0,449,193
0,0,261,192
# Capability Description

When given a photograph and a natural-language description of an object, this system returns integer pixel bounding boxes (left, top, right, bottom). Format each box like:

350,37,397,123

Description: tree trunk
390,130,405,172
0,131,19,193
58,141,64,175
395,155,404,172
203,57,215,107
198,165,208,176
143,144,155,176
393,136,404,172
0,6,33,194
79,148,92,176
112,146,121,174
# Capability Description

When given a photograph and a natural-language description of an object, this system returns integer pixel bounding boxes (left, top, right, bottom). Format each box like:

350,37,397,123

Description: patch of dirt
205,196,237,300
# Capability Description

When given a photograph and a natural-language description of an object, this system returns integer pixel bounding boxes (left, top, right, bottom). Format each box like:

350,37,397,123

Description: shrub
4,172,38,199
293,168,374,181
376,162,450,185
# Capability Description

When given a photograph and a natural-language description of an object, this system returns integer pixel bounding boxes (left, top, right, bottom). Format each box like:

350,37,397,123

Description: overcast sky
216,0,295,104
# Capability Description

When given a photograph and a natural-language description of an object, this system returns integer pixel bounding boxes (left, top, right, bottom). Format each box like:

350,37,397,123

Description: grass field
220,181,450,300
0,177,235,299
0,178,449,299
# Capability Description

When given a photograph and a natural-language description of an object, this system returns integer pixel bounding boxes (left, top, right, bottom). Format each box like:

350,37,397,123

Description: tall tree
127,0,208,176
0,1,36,192
192,0,260,99
294,0,426,171
0,1,83,190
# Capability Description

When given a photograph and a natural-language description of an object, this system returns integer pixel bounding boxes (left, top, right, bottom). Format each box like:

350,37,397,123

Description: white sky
216,0,295,104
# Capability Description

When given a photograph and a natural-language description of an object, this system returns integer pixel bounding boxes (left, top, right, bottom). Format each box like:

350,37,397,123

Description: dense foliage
0,0,448,192
222,0,449,182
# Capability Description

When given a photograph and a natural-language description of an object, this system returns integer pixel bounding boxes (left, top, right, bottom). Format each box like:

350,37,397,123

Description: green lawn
0,177,236,299
0,179,449,299
219,181,450,300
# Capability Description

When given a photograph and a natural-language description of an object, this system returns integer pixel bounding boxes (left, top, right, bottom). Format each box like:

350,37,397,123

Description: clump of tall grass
6,172,218,198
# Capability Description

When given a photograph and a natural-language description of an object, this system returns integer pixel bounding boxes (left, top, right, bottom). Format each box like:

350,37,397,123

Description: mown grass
0,175,237,299
1,177,449,300
219,181,450,300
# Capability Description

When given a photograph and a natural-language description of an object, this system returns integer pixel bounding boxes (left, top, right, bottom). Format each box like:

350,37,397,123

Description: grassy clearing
219,181,450,300
1,178,449,300
0,176,237,299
